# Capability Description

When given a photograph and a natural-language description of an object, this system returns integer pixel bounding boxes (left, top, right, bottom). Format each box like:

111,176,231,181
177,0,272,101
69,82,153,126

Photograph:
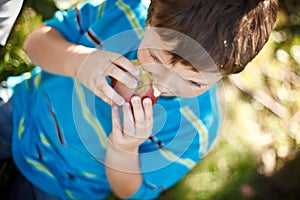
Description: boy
0,0,278,199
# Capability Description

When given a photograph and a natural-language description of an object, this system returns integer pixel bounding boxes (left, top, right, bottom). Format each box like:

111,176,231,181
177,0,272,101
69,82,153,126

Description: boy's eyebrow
148,48,163,64
184,64,200,73
148,48,209,86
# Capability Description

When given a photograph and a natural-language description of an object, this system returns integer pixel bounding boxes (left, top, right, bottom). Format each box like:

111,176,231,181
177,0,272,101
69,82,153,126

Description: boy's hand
75,50,140,106
105,96,152,196
109,96,153,153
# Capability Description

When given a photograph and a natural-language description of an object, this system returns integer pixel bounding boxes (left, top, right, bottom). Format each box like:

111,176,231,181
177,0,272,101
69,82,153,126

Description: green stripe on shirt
116,0,144,38
26,158,55,178
97,1,106,18
18,117,25,139
159,148,196,169
181,106,209,154
74,81,107,148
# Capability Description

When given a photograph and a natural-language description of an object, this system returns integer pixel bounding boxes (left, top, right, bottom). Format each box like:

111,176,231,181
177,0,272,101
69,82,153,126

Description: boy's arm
23,25,140,106
23,25,92,77
105,138,142,198
105,97,153,198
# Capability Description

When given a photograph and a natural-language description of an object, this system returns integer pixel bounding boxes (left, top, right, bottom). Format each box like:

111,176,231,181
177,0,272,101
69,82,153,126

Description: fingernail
144,98,152,105
131,96,140,104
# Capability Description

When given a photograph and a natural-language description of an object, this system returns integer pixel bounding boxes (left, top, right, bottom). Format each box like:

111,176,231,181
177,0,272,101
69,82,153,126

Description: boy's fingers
107,65,138,89
131,96,144,124
112,55,140,76
143,98,153,126
97,82,125,106
131,96,149,139
142,98,153,138
123,103,135,138
111,105,122,136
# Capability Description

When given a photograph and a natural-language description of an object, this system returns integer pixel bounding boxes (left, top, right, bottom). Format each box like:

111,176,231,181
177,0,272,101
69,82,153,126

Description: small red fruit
111,60,160,105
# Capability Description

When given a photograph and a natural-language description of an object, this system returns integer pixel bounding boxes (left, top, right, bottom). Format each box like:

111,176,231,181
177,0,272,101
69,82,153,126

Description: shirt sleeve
44,0,105,44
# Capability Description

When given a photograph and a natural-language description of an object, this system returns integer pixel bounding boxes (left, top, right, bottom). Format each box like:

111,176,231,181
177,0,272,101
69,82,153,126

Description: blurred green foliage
0,0,300,199
162,0,300,199
0,0,55,81
162,1,300,199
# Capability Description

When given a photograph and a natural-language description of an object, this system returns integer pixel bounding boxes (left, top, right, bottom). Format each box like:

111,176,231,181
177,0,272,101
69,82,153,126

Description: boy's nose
155,74,185,95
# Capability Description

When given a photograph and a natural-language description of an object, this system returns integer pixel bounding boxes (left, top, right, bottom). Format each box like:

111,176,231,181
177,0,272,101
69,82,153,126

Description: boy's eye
149,51,161,63
189,80,202,88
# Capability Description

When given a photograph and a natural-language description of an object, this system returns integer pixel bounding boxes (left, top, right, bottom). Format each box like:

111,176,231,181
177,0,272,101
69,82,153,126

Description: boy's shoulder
76,0,149,18
82,0,150,8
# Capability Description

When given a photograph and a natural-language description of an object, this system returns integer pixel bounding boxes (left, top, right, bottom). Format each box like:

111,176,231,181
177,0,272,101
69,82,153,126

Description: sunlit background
1,0,299,199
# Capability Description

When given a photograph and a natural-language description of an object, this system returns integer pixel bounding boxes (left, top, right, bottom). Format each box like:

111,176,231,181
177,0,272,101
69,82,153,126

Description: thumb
111,105,123,139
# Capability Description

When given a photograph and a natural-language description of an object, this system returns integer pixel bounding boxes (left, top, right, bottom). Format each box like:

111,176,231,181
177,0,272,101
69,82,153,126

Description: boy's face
137,28,221,97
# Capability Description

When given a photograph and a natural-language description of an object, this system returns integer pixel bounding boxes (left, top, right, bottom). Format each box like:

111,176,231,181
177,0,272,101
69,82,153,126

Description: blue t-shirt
10,0,221,199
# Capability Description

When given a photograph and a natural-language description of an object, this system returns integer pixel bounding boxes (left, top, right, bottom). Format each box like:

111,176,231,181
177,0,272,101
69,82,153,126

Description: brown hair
147,0,279,75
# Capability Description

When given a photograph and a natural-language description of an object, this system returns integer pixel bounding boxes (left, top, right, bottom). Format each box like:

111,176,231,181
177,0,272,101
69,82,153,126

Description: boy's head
137,0,278,97
146,0,279,75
